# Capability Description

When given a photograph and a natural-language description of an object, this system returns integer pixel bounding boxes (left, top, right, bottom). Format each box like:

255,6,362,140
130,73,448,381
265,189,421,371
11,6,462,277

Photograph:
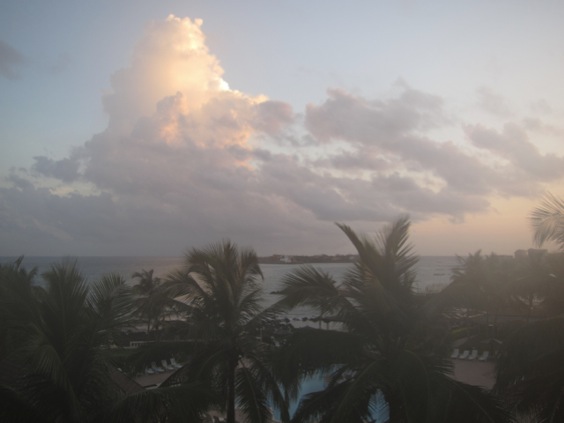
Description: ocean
0,255,459,312
0,255,458,291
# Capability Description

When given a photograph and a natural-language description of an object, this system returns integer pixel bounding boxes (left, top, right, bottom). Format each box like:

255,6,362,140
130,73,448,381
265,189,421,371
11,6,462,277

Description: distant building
514,249,547,260
514,249,527,259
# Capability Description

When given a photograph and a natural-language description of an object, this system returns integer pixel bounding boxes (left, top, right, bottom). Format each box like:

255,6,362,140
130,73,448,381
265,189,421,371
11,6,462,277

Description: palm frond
242,353,291,422
273,328,364,379
338,217,417,302
237,287,266,325
164,268,209,302
431,376,514,423
100,382,217,423
530,192,564,249
0,383,48,423
291,379,372,423
273,265,342,314
235,365,272,423
88,273,134,332
326,361,387,423
496,317,564,421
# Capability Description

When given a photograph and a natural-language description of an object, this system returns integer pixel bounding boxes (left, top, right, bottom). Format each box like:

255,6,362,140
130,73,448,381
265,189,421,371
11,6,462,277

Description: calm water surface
1,255,458,319
0,255,458,291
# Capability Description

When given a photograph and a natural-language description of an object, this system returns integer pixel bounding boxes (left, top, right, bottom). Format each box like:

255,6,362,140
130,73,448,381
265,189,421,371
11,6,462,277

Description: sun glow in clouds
2,9,564,257
102,15,268,151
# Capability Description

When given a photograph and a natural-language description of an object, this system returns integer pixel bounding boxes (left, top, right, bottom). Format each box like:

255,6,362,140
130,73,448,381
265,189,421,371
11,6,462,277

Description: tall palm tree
272,217,512,423
530,192,564,250
160,241,289,423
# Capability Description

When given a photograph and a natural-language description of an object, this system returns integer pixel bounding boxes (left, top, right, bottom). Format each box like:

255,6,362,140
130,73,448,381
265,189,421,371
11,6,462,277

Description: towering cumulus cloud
1,15,563,256
80,16,279,192
103,16,249,137
2,16,302,255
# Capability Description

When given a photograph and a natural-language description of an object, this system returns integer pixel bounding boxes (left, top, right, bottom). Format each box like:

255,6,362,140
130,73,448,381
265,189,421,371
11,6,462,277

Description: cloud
48,53,71,75
305,87,444,144
102,15,238,135
32,156,80,182
305,90,500,198
529,98,552,115
253,101,294,134
476,86,512,117
465,123,564,181
2,15,564,256
0,40,26,79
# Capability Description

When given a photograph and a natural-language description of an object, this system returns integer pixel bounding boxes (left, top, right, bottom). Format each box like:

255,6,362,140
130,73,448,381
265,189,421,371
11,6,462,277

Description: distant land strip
258,254,357,264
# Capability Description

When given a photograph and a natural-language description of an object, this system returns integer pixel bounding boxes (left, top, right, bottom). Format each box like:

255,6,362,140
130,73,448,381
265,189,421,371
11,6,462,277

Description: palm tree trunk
226,358,237,423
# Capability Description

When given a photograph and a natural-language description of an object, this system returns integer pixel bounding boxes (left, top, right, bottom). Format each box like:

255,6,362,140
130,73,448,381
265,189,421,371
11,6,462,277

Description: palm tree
160,241,289,423
0,259,214,422
442,251,516,325
132,269,160,296
528,194,564,315
0,257,44,422
495,316,564,422
530,192,564,250
131,269,178,336
540,252,564,317
0,261,140,422
490,195,564,421
272,217,512,423
0,257,39,357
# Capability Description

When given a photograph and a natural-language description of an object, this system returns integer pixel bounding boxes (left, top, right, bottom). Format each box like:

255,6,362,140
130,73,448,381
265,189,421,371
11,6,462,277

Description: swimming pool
273,372,389,422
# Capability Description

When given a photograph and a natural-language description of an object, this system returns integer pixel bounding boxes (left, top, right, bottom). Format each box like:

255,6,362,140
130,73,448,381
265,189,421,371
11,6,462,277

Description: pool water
273,373,389,422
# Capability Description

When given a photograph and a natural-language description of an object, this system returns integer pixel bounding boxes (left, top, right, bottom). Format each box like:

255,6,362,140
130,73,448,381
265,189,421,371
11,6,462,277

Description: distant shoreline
258,254,357,264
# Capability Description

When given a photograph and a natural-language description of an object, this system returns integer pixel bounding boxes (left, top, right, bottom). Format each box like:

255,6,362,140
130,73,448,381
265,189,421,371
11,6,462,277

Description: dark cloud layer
32,156,80,182
0,40,25,79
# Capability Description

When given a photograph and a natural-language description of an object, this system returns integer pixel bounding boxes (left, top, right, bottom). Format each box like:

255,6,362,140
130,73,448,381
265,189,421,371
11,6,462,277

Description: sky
1,0,563,257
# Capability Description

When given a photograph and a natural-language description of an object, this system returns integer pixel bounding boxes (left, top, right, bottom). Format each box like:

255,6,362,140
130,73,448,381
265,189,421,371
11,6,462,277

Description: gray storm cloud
0,40,26,80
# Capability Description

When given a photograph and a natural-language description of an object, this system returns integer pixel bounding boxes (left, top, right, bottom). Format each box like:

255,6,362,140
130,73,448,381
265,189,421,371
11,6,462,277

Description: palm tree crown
530,192,564,249
272,217,511,423
161,241,288,423
0,259,137,422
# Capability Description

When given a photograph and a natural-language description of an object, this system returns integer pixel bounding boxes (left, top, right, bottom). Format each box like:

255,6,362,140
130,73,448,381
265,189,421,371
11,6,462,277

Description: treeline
1,194,564,423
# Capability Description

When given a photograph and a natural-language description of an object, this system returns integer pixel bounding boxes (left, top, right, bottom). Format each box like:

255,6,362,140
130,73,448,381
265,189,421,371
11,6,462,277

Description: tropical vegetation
0,259,214,422
270,218,511,422
158,241,289,423
492,193,564,423
530,192,564,250
1,193,564,422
